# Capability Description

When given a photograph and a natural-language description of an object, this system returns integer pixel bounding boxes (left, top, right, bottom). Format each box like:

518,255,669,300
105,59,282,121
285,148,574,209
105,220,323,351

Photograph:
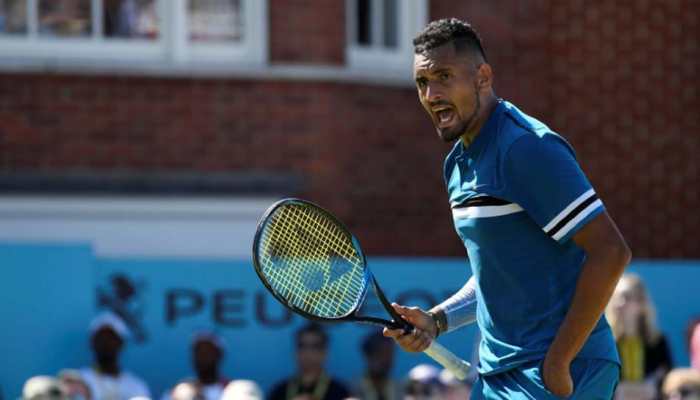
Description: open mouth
433,107,455,127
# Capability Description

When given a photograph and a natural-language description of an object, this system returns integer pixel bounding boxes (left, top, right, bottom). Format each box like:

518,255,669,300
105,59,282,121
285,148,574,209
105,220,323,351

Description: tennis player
383,18,632,399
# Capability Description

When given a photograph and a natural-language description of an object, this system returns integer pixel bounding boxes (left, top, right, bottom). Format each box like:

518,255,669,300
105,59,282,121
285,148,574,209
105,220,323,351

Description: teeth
438,110,452,122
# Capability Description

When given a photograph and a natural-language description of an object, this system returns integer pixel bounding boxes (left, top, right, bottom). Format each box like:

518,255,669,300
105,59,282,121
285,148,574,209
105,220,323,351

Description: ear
476,63,494,90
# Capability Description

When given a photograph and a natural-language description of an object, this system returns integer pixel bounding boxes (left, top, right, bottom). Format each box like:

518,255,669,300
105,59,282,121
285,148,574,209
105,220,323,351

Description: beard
437,84,481,143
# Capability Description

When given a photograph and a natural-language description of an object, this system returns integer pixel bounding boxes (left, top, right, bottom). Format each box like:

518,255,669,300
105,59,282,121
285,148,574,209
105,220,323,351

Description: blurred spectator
191,331,229,400
58,369,91,400
353,332,402,400
404,364,444,400
221,380,263,400
164,331,230,400
438,369,471,400
662,369,700,400
80,311,151,400
22,376,69,400
268,323,350,400
607,273,673,400
688,318,700,372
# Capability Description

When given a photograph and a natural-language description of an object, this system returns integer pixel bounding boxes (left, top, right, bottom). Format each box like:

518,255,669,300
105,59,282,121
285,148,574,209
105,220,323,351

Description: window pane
0,0,27,34
103,0,159,39
39,0,91,37
382,0,397,48
189,0,243,42
356,0,370,45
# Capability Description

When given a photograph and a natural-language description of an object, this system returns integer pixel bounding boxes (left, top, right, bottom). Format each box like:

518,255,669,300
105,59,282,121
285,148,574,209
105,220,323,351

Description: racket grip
423,341,471,381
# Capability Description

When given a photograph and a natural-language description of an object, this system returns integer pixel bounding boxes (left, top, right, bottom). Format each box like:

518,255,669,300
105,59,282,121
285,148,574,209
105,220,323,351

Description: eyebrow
415,66,452,77
431,67,451,74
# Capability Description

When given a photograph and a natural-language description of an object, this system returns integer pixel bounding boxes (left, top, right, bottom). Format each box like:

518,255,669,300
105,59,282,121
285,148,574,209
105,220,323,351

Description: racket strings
263,206,360,315
258,204,366,318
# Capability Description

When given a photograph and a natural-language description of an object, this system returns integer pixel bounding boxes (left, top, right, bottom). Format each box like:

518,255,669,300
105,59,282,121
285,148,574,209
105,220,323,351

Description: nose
425,82,444,102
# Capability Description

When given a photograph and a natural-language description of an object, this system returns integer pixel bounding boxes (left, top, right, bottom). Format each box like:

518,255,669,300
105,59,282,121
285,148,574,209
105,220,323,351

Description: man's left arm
542,211,631,397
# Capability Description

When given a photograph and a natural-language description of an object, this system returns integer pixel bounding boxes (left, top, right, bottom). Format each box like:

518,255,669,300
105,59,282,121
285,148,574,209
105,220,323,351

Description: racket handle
423,341,471,381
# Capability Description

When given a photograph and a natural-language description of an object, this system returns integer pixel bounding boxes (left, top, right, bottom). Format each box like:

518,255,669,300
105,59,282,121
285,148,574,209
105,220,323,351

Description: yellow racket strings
258,204,367,318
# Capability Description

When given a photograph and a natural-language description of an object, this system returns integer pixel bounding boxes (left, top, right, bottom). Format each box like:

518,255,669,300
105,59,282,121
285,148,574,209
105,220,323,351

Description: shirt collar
460,98,505,159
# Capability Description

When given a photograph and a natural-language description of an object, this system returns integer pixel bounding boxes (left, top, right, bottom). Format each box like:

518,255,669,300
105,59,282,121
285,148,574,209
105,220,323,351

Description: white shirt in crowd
162,381,226,400
80,367,151,400
200,383,225,400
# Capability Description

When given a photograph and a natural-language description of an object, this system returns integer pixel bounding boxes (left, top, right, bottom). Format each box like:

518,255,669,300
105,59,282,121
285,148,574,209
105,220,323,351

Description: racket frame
252,198,471,381
252,198,409,330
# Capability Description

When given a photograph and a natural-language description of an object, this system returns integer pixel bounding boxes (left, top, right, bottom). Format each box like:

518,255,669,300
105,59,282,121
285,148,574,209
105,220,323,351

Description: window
0,0,28,34
346,0,427,77
189,0,242,42
0,0,266,70
354,0,396,48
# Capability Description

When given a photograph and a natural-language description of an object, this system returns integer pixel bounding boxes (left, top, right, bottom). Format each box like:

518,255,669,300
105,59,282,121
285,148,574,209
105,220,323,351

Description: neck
300,370,323,385
96,363,120,376
367,373,388,387
460,93,498,148
197,369,220,385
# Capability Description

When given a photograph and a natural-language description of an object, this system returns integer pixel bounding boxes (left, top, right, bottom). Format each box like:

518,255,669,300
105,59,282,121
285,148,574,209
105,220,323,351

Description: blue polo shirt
444,99,619,374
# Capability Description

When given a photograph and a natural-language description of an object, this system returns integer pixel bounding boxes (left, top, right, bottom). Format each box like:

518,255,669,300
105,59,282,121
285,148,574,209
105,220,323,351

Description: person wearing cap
353,332,402,400
404,364,444,400
79,311,150,400
438,369,471,400
22,376,69,400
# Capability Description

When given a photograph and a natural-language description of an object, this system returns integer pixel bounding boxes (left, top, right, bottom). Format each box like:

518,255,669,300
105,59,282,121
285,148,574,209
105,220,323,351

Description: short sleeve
504,133,604,243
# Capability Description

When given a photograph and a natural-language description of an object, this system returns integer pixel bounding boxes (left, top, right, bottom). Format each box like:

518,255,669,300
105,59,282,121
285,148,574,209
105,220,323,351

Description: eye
415,78,427,88
439,72,451,81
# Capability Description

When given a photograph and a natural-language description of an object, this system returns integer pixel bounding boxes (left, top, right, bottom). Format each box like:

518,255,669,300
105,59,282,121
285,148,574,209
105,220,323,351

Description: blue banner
1,242,699,399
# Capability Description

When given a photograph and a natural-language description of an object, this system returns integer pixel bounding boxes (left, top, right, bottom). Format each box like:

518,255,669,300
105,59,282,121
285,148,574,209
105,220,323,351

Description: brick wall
269,0,345,64
0,1,697,258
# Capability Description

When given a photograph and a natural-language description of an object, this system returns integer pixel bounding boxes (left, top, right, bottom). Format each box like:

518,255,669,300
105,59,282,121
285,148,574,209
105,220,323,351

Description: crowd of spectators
15,272,700,400
16,313,470,400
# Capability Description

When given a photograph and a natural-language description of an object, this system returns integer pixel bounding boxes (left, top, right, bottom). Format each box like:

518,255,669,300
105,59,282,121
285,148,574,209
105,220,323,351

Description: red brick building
0,0,697,258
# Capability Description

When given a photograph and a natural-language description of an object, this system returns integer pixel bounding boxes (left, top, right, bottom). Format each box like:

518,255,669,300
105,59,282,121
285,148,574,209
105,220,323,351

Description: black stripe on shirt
545,193,599,238
453,196,512,209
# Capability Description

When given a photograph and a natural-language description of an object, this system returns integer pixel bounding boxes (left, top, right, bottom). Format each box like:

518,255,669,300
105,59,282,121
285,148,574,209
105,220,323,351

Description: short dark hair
413,18,487,62
295,322,328,349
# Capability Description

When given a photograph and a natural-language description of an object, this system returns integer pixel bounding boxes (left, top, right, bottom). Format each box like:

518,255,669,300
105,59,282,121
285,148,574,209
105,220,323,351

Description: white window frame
346,0,428,79
0,0,267,70
0,195,277,258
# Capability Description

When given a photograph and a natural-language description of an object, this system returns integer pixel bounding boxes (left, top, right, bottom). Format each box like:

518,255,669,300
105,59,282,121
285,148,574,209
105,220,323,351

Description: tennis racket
251,198,471,380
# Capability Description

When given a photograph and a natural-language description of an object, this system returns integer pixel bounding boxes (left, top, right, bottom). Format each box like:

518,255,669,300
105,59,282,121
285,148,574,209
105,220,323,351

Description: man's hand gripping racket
251,198,471,380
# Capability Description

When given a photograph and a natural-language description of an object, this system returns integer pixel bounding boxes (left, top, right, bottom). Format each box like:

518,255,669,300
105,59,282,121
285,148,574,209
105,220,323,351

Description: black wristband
429,309,447,338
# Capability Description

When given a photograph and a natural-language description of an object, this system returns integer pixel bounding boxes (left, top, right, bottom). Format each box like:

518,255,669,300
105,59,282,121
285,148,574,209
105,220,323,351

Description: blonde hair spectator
607,273,673,400
607,273,661,344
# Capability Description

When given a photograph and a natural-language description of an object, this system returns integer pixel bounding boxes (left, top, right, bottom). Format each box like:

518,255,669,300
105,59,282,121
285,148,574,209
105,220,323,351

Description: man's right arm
430,275,478,335
383,276,478,352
